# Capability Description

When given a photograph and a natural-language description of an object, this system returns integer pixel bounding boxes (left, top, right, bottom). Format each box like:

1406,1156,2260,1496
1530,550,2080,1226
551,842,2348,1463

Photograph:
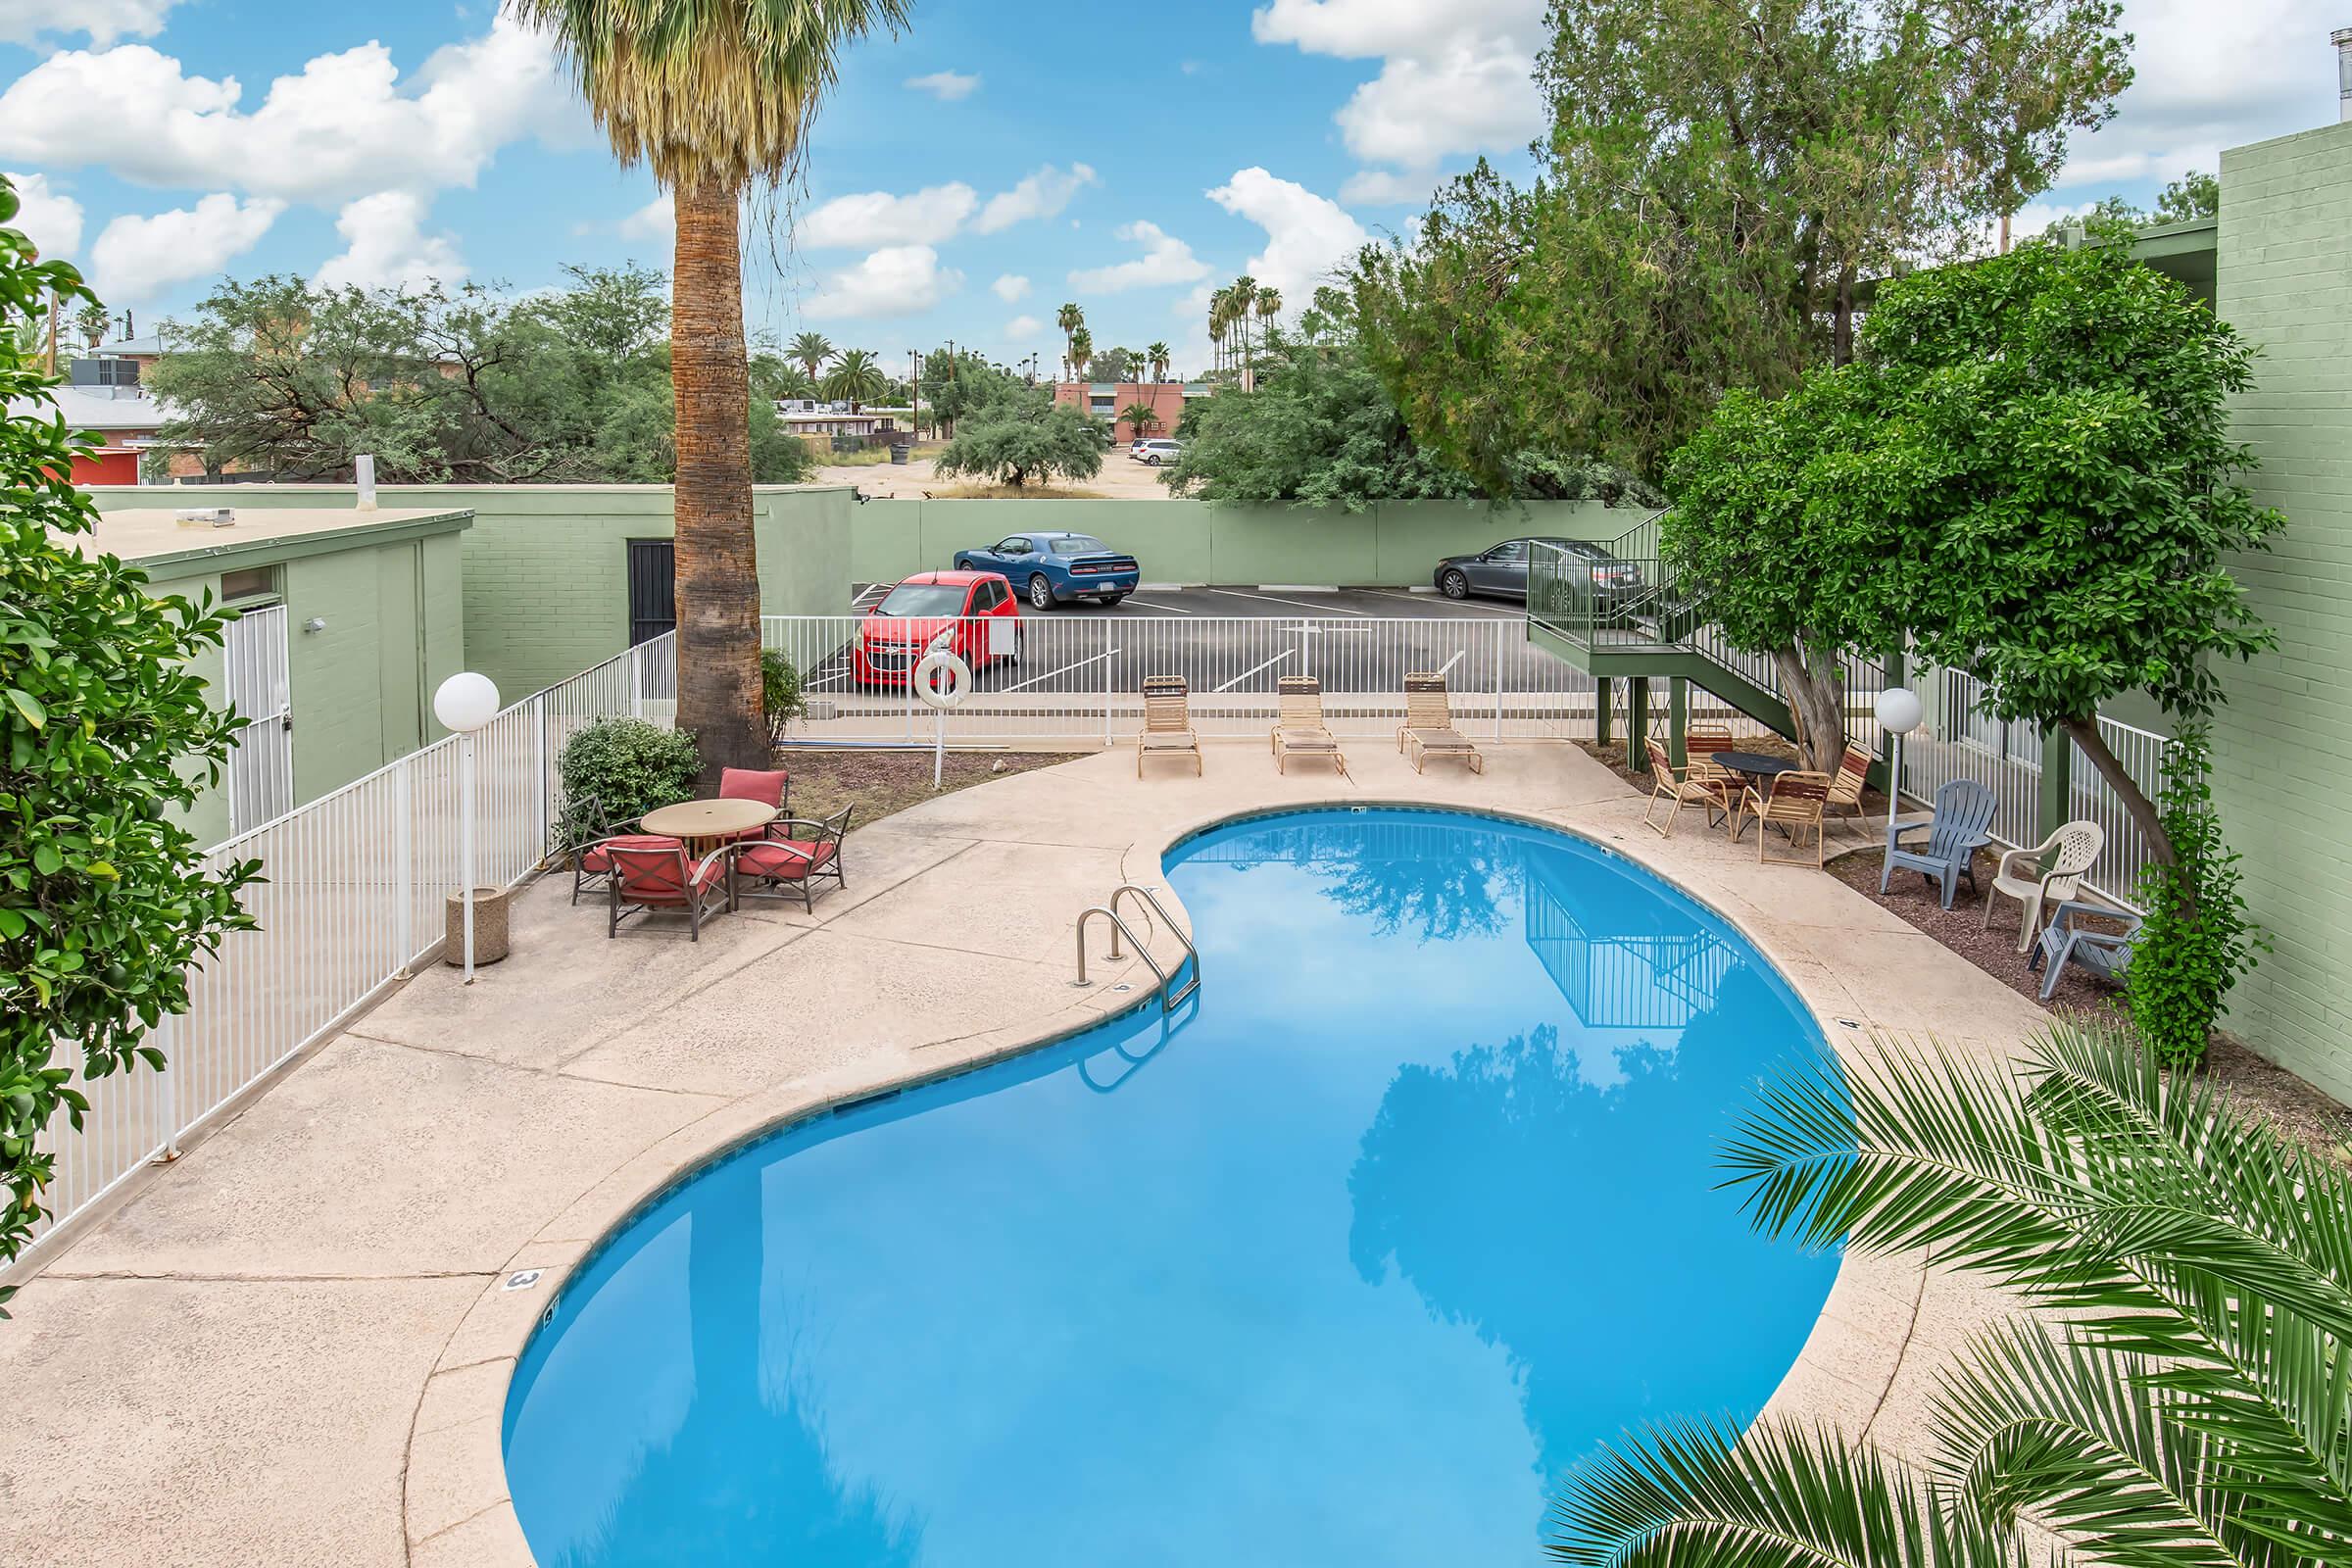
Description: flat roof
63,505,474,574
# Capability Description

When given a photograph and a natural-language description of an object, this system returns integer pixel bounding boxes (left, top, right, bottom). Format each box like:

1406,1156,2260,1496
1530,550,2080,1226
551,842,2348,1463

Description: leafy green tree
2155,170,2221,223
2128,726,2264,1067
933,387,1104,489
1553,1018,2352,1566
918,348,1011,439
0,177,258,1292
1356,0,2131,489
1667,235,2284,799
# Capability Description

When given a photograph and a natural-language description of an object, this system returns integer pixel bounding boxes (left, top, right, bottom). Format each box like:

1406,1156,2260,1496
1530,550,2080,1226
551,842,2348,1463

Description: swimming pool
503,807,1841,1566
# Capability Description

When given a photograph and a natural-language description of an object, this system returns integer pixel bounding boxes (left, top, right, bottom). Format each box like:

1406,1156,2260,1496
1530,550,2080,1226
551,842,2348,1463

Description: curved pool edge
408,776,1935,1567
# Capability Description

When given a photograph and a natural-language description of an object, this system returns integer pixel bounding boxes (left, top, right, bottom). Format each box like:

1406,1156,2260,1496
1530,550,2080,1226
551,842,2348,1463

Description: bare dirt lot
814,449,1182,500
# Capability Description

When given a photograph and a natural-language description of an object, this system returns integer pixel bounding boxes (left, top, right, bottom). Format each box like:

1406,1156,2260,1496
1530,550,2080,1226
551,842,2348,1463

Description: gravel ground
773,746,1077,828
1582,740,2352,1161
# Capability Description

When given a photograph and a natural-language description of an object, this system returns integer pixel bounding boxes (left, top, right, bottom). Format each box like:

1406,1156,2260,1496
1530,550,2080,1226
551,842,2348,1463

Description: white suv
1137,438,1183,466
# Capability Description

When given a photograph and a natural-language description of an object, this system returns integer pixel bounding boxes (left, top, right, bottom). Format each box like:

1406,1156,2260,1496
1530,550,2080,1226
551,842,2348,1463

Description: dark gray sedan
1434,536,1643,607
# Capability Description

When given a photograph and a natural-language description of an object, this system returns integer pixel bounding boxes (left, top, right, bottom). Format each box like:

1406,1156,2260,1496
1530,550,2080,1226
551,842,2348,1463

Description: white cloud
1339,167,1445,206
0,17,576,207
615,195,673,241
91,193,283,303
974,163,1097,233
5,171,84,258
803,182,977,248
1067,220,1211,292
0,0,183,47
313,190,463,291
1205,169,1370,309
1251,0,1542,60
1004,314,1043,338
905,70,980,101
806,245,960,320
992,272,1031,302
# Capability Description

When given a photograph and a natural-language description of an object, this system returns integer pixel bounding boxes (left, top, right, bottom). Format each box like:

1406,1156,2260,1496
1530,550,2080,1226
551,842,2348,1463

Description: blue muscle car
953,532,1142,611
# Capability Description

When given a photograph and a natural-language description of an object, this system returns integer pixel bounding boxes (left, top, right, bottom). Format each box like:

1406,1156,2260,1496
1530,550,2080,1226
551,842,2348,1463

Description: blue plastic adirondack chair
1881,779,1997,908
2029,900,2143,1001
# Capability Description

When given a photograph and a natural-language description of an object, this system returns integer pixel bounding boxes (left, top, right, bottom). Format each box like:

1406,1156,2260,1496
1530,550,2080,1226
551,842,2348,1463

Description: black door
626,539,675,646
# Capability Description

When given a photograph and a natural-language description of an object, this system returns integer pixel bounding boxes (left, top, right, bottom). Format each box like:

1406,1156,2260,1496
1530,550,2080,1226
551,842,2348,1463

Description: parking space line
1354,588,1519,614
1122,596,1196,614
998,649,1117,695
1213,649,1298,692
1206,587,1368,616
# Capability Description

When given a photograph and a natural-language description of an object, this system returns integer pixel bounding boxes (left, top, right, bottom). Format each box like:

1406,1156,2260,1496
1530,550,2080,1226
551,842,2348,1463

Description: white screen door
223,604,293,835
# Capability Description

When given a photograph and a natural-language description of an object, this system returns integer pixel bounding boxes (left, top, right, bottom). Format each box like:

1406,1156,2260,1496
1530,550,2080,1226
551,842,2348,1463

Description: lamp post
432,671,501,983
1874,686,1924,833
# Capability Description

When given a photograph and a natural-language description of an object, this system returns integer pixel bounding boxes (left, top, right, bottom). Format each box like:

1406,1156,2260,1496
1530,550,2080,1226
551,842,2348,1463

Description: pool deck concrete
0,741,2048,1566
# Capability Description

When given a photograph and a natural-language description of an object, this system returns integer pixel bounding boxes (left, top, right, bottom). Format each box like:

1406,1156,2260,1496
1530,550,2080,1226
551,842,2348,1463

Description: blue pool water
504,808,1840,1567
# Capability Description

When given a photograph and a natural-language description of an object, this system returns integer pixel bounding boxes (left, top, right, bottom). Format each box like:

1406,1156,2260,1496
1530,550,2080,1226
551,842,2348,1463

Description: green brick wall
2212,120,2352,1100
847,497,1643,587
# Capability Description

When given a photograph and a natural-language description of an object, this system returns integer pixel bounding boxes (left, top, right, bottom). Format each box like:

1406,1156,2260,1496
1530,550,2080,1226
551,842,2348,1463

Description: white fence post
394,763,414,963
629,644,645,720
531,697,549,866
1103,618,1115,748
1494,616,1507,739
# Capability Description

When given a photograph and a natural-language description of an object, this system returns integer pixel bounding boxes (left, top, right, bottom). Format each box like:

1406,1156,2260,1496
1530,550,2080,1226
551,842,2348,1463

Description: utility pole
908,348,919,437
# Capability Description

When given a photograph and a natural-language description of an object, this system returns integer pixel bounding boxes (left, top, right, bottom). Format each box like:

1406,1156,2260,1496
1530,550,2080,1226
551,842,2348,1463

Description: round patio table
1715,752,1794,841
639,797,776,855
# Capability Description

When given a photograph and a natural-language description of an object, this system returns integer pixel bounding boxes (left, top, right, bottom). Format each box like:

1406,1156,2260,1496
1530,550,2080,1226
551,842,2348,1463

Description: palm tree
1228,274,1258,373
821,347,886,412
521,0,909,778
1055,303,1084,384
788,330,832,383
1147,341,1170,383
1207,286,1232,376
1551,1017,2352,1568
1068,325,1094,382
1117,401,1161,442
1253,287,1281,341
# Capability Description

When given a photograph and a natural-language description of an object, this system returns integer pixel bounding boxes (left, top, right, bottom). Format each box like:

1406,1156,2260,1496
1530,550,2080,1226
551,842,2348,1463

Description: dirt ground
813,449,1180,500
1582,739,2352,1161
773,746,1077,828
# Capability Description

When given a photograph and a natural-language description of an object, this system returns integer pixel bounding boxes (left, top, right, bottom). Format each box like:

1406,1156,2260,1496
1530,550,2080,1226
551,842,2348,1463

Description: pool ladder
1074,884,1200,1011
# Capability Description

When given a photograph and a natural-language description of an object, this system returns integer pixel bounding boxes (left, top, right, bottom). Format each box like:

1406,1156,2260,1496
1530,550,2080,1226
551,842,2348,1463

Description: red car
852,570,1022,687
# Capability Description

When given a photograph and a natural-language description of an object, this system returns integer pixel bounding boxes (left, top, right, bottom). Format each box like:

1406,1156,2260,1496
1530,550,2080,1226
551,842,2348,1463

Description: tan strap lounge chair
1139,674,1202,776
1396,672,1485,775
1741,770,1832,867
1271,675,1348,774
1642,738,1734,838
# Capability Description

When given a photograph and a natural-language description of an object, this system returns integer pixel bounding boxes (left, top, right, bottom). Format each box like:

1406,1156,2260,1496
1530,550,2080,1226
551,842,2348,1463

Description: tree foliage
1553,1019,2352,1567
933,385,1104,490
2128,727,2264,1067
0,177,258,1294
1354,0,2131,489
146,267,812,485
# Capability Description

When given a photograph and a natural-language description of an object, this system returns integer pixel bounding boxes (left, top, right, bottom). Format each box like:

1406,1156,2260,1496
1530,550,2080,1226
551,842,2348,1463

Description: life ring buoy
913,650,971,710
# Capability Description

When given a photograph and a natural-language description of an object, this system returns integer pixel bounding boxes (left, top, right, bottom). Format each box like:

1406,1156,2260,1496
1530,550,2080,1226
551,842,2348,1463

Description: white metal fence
222,603,294,835
16,633,681,1271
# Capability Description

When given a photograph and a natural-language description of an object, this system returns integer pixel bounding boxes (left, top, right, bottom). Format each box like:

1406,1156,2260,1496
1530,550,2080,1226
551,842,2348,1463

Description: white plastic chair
1984,820,2105,952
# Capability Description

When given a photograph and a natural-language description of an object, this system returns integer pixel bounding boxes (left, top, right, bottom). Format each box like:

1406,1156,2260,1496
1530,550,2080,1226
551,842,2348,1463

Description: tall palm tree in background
788,330,832,383
1253,287,1281,346
521,0,910,779
1228,274,1258,382
1147,340,1170,382
1068,325,1094,382
821,347,886,412
1207,286,1232,376
1055,302,1084,382
1551,1018,2352,1567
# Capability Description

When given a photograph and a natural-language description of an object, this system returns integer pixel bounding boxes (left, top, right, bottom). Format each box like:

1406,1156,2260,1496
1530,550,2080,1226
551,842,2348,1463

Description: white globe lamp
1873,686,1924,832
433,672,502,982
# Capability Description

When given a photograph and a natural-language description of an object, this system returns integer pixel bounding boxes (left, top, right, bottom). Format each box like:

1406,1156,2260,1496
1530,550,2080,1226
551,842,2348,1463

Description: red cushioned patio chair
606,839,732,940
717,766,791,837
730,804,855,912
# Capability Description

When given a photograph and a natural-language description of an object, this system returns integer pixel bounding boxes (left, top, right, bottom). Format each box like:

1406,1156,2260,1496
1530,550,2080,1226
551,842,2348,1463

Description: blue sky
2,0,2343,379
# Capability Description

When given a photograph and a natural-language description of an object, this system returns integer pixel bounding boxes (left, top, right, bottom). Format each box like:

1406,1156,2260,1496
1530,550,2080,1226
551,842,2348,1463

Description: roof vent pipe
355,452,377,512
2337,26,2352,122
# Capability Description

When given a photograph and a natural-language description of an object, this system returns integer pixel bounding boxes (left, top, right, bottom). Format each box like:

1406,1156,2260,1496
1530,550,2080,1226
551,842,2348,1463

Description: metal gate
626,539,675,646
223,603,293,834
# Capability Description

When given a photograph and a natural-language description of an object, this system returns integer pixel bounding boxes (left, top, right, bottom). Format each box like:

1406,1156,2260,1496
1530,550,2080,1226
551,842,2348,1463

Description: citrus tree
0,176,258,1296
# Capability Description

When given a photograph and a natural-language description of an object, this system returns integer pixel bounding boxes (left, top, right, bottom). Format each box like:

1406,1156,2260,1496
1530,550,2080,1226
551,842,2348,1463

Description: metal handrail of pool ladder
1073,884,1200,1010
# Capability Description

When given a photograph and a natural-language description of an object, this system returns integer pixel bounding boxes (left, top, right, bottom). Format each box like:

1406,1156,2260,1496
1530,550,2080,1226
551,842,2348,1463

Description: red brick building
1053,380,1212,443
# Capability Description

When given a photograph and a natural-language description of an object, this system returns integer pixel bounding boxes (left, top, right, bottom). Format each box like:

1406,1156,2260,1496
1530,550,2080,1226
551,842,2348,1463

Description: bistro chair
1642,737,1734,837
1271,676,1347,775
606,840,731,940
1825,741,1874,822
731,805,856,913
1741,770,1833,867
717,766,791,835
1397,672,1485,775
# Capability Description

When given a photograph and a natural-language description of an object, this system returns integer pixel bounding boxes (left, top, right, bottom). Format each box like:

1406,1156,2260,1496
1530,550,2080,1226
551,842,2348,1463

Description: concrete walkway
0,741,2047,1566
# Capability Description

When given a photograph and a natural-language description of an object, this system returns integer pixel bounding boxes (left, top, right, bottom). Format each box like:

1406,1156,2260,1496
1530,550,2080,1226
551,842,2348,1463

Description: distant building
6,381,169,486
1052,380,1216,442
780,408,899,446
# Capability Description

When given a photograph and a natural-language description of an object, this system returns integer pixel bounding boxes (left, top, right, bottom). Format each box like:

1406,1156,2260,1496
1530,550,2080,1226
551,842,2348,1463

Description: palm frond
1548,1417,2038,1568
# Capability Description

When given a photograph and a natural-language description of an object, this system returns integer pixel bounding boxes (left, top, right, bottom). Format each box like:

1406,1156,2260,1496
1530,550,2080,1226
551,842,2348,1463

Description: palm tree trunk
671,174,767,785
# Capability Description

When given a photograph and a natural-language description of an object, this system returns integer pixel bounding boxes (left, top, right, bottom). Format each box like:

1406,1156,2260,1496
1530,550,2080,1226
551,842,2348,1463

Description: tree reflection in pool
503,808,1843,1567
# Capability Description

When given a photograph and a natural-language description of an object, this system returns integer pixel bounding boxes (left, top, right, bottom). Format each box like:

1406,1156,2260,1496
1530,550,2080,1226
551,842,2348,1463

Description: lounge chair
1825,741,1873,821
1881,778,1997,908
1271,675,1347,775
732,805,855,913
1642,737,1734,837
1985,819,2105,952
1740,770,1832,867
606,840,731,940
1397,672,1484,774
1139,674,1201,776
2028,900,2142,1001
1678,731,1743,834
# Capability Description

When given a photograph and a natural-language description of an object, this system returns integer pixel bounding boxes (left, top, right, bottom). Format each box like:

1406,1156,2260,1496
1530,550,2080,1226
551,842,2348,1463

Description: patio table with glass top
1716,752,1793,841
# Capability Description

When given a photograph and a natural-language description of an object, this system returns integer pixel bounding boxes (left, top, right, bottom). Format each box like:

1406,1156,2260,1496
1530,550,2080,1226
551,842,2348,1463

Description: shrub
761,650,806,745
2126,724,2264,1067
0,177,259,1295
556,718,700,847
